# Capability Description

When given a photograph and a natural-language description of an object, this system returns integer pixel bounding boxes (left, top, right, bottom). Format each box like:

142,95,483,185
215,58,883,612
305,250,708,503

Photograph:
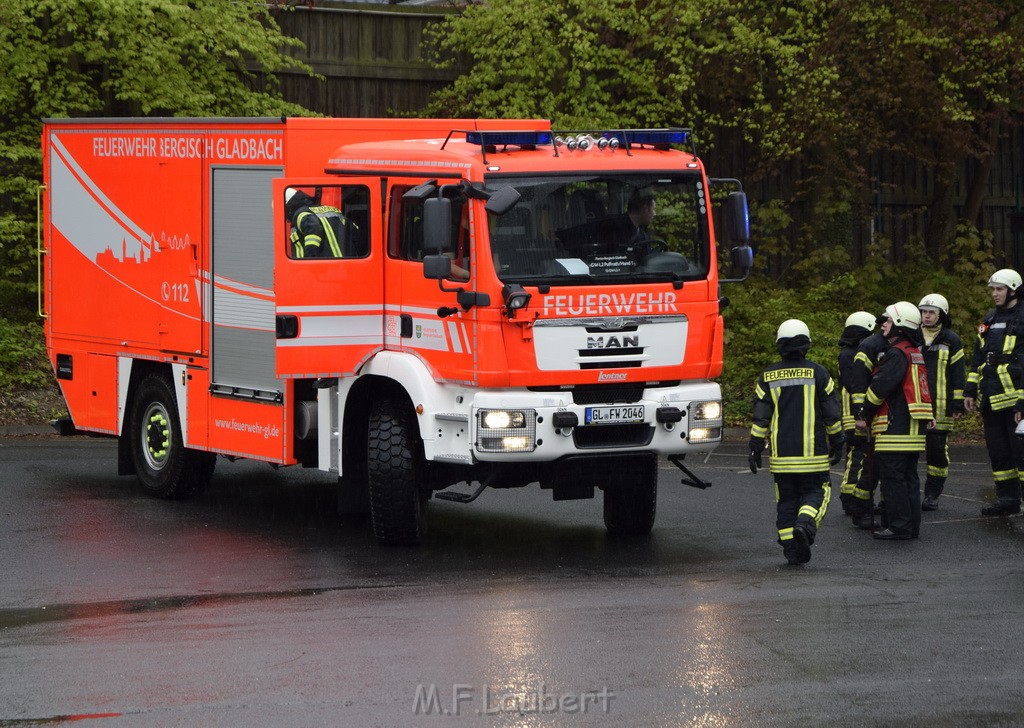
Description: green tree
0,0,315,322
426,0,1024,268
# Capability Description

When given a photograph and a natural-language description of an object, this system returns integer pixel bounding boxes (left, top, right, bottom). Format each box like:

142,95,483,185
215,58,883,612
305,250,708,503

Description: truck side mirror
423,197,453,253
720,191,753,284
423,254,452,280
725,191,749,244
484,187,521,216
731,244,753,273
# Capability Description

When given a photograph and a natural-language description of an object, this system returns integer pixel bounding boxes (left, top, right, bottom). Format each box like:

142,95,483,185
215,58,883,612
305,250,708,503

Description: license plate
584,405,645,425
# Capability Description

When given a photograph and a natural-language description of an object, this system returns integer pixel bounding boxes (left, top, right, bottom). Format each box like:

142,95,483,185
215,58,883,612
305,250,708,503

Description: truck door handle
276,314,298,339
400,314,413,338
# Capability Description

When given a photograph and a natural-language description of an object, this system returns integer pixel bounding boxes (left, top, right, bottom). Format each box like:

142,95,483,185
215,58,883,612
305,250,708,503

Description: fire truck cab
41,117,751,545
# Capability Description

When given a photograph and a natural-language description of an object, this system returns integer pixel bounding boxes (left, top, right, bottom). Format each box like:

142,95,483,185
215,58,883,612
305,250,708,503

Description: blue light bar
465,131,553,147
612,129,688,146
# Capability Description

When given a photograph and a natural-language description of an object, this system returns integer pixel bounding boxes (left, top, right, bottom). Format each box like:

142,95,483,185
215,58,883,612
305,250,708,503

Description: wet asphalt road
1,436,1023,727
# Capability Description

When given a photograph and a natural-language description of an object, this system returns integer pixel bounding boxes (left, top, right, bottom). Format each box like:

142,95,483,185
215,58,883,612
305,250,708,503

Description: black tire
367,398,428,545
129,373,215,500
603,454,657,537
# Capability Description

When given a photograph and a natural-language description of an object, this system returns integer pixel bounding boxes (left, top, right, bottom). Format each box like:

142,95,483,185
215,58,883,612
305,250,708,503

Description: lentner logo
598,371,628,381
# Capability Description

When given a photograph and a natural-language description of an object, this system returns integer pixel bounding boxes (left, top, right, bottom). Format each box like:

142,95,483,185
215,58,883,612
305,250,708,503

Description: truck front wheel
602,454,658,536
129,373,215,499
367,398,428,545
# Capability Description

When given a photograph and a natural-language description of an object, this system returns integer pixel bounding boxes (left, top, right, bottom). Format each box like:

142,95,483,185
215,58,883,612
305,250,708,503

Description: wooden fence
272,1,463,118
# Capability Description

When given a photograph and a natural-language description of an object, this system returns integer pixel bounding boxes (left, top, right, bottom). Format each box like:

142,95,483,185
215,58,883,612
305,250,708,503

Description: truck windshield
486,173,710,285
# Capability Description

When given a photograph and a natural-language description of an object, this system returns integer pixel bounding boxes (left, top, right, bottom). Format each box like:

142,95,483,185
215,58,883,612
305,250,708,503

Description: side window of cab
284,185,369,259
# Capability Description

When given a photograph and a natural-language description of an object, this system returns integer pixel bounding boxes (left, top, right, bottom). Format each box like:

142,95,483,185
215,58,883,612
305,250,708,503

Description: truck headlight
688,399,723,444
693,401,721,421
476,409,536,452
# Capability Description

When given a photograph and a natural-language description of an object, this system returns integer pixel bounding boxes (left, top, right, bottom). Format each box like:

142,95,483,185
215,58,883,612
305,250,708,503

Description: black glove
829,434,846,465
748,437,764,474
849,430,870,450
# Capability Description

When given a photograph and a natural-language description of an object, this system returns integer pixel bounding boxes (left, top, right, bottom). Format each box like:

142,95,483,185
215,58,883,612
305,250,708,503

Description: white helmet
776,319,811,342
988,269,1022,291
884,301,922,330
845,311,876,330
918,293,949,315
285,187,298,204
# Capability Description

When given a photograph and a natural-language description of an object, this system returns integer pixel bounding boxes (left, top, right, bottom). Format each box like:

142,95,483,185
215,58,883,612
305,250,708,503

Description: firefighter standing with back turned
837,311,877,515
846,320,889,529
749,320,845,565
964,269,1024,516
855,302,933,540
917,294,966,510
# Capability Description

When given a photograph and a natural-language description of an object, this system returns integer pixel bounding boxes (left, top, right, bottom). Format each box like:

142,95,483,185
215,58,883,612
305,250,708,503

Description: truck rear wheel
367,398,427,545
129,373,215,500
602,454,658,536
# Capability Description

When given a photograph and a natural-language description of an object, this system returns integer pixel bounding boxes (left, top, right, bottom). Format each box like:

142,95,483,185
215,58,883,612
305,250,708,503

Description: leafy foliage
0,319,50,392
0,0,316,322
426,0,1024,266
721,222,996,423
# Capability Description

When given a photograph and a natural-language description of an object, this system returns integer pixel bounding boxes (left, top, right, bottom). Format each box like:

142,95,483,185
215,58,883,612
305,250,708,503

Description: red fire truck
40,117,751,544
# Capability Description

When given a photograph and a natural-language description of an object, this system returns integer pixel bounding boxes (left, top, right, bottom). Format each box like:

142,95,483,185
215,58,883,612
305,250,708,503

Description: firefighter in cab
749,319,844,565
285,187,351,258
855,302,933,540
917,294,966,511
964,269,1024,517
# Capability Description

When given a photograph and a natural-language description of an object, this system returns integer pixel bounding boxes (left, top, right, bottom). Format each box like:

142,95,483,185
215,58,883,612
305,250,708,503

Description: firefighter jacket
849,332,889,415
964,303,1024,412
920,327,966,430
290,204,349,258
860,339,932,452
750,357,843,474
838,325,873,432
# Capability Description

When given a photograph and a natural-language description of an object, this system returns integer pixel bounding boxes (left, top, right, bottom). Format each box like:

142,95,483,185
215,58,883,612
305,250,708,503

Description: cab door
384,179,480,384
273,177,384,378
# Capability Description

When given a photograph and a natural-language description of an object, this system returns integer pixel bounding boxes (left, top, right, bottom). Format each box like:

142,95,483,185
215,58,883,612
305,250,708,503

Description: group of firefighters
748,268,1024,565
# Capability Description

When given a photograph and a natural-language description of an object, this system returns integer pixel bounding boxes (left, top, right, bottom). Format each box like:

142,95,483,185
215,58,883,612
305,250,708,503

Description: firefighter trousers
876,451,921,537
924,429,950,498
775,472,831,545
981,406,1024,505
840,431,868,499
848,436,879,514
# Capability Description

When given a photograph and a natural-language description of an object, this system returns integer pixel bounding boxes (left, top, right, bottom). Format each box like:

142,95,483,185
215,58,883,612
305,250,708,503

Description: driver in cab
601,189,656,245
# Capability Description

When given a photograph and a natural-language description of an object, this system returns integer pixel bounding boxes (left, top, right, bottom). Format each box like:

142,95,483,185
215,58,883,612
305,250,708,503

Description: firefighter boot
922,476,944,511
981,481,1022,516
981,500,1022,516
849,499,874,530
782,541,801,566
792,525,812,564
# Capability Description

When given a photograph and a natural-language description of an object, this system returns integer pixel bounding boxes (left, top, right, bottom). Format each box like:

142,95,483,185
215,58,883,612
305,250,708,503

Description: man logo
587,335,640,349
